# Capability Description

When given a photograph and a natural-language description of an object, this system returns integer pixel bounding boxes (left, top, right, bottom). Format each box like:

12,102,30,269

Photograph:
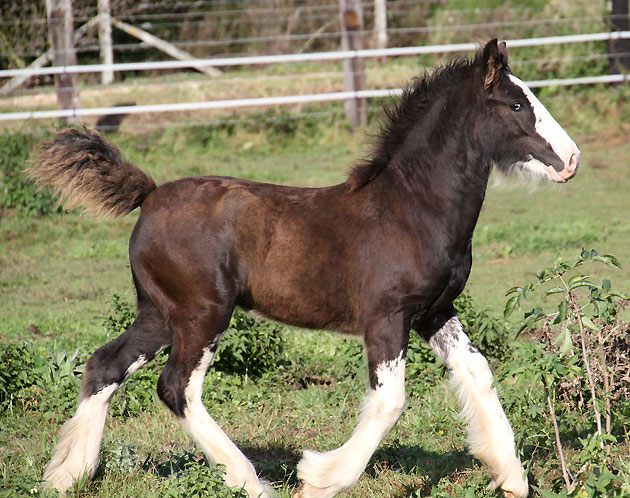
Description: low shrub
502,249,629,496
0,340,84,420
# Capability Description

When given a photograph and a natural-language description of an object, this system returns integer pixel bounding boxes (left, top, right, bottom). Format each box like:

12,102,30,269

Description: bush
0,132,58,216
501,250,629,496
102,293,136,337
0,340,39,411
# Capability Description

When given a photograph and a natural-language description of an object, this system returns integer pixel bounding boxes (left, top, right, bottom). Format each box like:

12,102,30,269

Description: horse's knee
157,364,187,417
81,340,129,397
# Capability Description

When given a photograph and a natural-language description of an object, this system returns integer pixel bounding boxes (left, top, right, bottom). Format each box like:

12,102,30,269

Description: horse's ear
482,38,508,91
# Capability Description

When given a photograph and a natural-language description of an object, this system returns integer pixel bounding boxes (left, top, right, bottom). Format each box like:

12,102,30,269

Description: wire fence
0,1,628,129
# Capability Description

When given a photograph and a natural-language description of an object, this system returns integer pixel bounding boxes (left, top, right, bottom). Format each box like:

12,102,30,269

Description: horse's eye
510,102,523,112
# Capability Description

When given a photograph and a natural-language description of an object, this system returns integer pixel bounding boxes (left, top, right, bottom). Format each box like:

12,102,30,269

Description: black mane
348,50,494,191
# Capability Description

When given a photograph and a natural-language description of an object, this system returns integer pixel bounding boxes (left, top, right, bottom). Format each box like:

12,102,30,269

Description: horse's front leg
295,315,409,498
425,312,529,498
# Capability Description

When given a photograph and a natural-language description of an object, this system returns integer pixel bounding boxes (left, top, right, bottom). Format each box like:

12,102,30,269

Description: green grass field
1,87,629,498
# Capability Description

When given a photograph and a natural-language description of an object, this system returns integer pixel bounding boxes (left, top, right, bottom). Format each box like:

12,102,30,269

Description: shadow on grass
370,444,474,497
131,443,478,497
239,442,474,497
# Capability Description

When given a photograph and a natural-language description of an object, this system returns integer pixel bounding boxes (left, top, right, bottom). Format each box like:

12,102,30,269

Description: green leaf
608,290,630,299
504,295,519,319
555,300,568,323
556,326,573,355
545,286,565,296
505,286,522,296
569,281,596,291
602,253,622,268
568,274,590,285
532,485,569,498
581,314,599,331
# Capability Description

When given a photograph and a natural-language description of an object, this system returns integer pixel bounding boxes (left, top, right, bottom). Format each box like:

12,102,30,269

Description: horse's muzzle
549,151,580,183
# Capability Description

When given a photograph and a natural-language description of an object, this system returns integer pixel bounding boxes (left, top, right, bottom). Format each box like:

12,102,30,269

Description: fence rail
1,31,628,79
1,73,629,123
0,32,628,123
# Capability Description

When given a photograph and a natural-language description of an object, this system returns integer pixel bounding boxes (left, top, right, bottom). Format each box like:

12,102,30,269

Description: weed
0,341,84,420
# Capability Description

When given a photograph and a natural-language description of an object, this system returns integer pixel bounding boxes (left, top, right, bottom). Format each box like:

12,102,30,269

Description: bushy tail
28,127,156,217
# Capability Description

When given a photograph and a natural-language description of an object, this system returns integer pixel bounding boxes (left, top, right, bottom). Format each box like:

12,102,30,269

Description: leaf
608,290,630,299
569,281,597,291
504,295,519,319
556,326,573,355
602,253,622,268
505,286,522,296
581,314,599,332
545,286,565,296
555,300,568,323
532,486,568,498
568,274,589,285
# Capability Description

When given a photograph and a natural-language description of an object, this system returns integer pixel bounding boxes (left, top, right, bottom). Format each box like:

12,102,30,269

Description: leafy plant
455,291,510,360
102,293,136,337
0,340,40,412
214,308,286,378
145,451,248,498
0,340,85,421
503,249,629,495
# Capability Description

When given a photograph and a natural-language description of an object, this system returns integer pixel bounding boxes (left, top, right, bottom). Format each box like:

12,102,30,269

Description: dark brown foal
31,39,579,498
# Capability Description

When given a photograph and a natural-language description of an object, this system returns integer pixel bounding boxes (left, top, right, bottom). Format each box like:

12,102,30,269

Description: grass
1,85,629,497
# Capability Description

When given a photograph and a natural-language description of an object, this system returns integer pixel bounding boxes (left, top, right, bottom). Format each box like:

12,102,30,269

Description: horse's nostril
569,152,580,172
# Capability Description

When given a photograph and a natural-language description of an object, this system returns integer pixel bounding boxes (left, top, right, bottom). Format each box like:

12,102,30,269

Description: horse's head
477,39,580,183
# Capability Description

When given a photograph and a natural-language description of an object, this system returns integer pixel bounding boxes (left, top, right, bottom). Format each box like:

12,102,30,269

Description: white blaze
509,75,580,182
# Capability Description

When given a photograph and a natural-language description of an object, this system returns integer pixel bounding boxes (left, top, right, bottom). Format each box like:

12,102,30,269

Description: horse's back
128,175,362,331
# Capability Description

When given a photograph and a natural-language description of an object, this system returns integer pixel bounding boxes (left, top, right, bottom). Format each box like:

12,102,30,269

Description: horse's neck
385,133,491,254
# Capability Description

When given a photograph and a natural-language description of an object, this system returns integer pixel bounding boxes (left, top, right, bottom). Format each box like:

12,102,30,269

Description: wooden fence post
374,0,388,52
98,0,114,85
46,0,80,122
0,17,97,95
609,0,630,73
339,0,367,128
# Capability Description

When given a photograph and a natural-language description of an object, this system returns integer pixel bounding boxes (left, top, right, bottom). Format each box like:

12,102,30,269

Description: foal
32,39,579,498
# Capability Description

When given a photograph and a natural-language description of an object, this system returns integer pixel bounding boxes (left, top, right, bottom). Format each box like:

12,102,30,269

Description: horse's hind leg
157,309,272,498
44,300,170,496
